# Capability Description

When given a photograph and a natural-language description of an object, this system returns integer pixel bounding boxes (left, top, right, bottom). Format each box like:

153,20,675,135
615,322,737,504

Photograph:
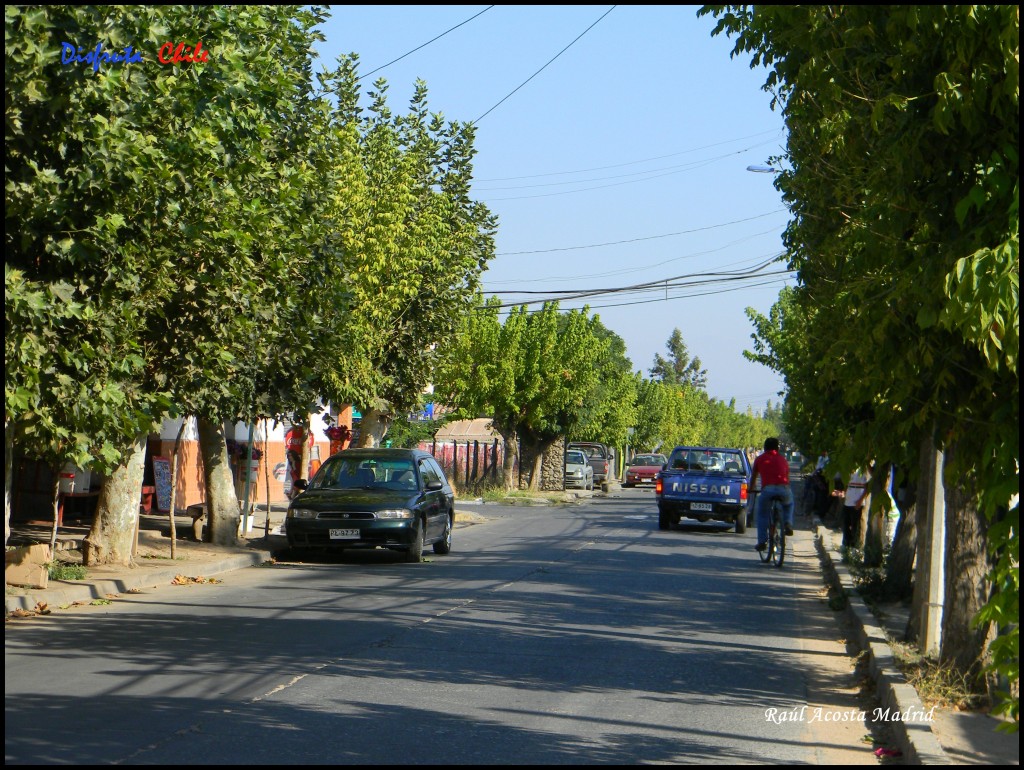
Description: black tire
735,512,746,534
776,529,786,568
759,524,773,563
658,507,670,530
405,519,425,563
433,514,452,555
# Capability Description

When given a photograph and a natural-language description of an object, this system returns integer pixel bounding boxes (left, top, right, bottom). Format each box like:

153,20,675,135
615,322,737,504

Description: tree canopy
702,4,1018,723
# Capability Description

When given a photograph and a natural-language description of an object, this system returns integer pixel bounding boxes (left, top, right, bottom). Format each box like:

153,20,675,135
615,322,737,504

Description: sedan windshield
631,455,666,466
310,456,417,491
565,451,587,465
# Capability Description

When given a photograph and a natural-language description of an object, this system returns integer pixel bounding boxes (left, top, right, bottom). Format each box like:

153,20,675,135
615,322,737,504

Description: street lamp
746,164,781,173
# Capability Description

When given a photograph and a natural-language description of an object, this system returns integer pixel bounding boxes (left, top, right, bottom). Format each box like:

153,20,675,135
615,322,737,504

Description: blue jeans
757,484,794,545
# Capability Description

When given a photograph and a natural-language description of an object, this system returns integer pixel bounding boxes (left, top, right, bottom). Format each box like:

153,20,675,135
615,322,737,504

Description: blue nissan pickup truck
655,445,751,533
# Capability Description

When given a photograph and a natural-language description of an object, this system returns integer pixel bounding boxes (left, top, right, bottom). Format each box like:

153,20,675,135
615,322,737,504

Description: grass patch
479,488,577,504
47,562,87,581
888,640,989,711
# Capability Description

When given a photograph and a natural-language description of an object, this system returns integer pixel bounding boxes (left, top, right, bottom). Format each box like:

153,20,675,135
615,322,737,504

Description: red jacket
752,450,789,486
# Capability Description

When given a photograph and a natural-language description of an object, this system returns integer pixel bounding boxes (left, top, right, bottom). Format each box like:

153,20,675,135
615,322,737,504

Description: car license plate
329,528,359,539
690,502,713,512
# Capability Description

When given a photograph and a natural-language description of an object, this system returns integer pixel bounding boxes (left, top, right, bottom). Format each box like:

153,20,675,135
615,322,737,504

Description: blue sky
312,5,791,414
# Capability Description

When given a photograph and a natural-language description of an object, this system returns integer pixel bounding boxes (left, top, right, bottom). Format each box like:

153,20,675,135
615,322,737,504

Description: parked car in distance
285,448,454,563
566,442,614,483
623,453,668,487
564,449,594,491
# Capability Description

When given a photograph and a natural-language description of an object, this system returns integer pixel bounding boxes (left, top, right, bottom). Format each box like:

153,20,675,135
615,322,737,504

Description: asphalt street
6,490,893,764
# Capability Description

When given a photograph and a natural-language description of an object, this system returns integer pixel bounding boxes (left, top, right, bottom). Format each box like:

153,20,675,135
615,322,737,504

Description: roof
433,418,501,442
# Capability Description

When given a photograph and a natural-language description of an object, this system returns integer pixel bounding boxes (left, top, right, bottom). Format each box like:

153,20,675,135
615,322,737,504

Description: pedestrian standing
842,468,869,547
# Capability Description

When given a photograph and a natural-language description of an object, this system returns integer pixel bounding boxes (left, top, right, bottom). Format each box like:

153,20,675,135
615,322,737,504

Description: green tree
703,4,1019,721
650,328,708,389
436,300,614,490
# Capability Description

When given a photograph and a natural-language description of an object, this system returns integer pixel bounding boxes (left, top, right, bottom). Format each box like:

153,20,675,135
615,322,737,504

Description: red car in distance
623,453,668,488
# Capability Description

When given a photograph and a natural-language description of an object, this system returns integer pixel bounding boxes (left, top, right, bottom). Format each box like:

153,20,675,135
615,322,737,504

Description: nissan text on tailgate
655,446,751,533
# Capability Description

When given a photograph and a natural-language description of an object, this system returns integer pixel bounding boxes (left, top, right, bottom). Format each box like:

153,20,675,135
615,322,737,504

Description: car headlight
375,508,414,519
289,508,318,519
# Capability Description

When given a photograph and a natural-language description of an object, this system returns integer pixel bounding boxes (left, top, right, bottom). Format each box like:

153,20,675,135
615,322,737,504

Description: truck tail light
740,482,748,502
655,478,663,494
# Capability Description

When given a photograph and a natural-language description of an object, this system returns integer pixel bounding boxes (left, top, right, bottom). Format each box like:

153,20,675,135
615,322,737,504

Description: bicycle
751,491,786,567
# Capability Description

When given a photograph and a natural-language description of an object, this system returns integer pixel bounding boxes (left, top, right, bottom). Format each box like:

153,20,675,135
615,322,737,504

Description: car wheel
735,513,746,534
405,518,425,563
433,514,452,555
658,507,670,530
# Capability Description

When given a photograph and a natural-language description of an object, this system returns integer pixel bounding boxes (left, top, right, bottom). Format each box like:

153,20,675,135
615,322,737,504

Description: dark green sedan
285,448,454,563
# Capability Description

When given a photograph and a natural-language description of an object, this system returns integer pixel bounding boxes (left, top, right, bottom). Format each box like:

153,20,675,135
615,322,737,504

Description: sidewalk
5,505,489,615
5,509,281,614
815,520,1019,765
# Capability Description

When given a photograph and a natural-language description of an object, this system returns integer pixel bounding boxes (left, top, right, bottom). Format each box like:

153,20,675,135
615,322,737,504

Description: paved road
5,489,885,765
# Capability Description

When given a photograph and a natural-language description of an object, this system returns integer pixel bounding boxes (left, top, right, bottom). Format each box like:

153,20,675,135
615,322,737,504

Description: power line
474,6,617,123
494,210,786,256
481,148,761,201
485,259,792,309
487,236,785,286
474,138,778,191
489,274,793,313
359,6,496,81
487,258,783,295
475,128,783,182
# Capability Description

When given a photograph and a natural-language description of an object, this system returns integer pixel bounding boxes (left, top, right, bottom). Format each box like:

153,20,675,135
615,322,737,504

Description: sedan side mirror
425,480,444,491
293,479,309,492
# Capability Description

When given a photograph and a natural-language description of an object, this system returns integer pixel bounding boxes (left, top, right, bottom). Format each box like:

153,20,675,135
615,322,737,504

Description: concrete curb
814,522,951,765
5,550,272,614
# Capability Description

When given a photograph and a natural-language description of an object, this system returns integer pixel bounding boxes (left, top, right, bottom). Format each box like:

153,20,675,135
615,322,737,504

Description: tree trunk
519,435,556,491
168,420,187,560
907,433,936,644
356,407,390,448
502,429,518,491
940,443,991,682
197,417,240,546
884,477,917,603
4,419,13,554
83,434,147,566
863,462,890,568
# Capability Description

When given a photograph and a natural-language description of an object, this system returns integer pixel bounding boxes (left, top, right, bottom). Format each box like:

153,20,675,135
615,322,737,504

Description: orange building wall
149,438,331,511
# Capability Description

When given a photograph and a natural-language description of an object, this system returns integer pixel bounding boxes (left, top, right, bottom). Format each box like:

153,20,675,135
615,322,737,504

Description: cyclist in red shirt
749,437,795,551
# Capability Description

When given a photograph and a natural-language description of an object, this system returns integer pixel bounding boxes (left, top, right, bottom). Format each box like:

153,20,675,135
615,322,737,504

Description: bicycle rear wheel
772,509,786,567
759,528,772,563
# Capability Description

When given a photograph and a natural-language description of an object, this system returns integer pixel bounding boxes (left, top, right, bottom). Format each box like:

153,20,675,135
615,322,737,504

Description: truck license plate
329,528,359,539
690,502,712,512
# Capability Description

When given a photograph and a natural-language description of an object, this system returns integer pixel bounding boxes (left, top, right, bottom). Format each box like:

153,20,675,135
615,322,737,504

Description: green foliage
702,3,1019,720
436,299,619,451
650,328,708,389
47,562,87,581
385,415,448,450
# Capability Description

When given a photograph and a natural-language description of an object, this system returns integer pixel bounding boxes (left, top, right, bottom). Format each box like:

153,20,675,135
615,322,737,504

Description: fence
419,438,514,489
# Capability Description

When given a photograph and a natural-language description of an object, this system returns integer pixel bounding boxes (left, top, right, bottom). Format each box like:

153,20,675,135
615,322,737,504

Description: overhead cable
359,6,496,81
474,6,617,123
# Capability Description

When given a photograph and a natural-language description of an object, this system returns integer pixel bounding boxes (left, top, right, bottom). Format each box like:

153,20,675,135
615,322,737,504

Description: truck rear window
667,449,745,473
